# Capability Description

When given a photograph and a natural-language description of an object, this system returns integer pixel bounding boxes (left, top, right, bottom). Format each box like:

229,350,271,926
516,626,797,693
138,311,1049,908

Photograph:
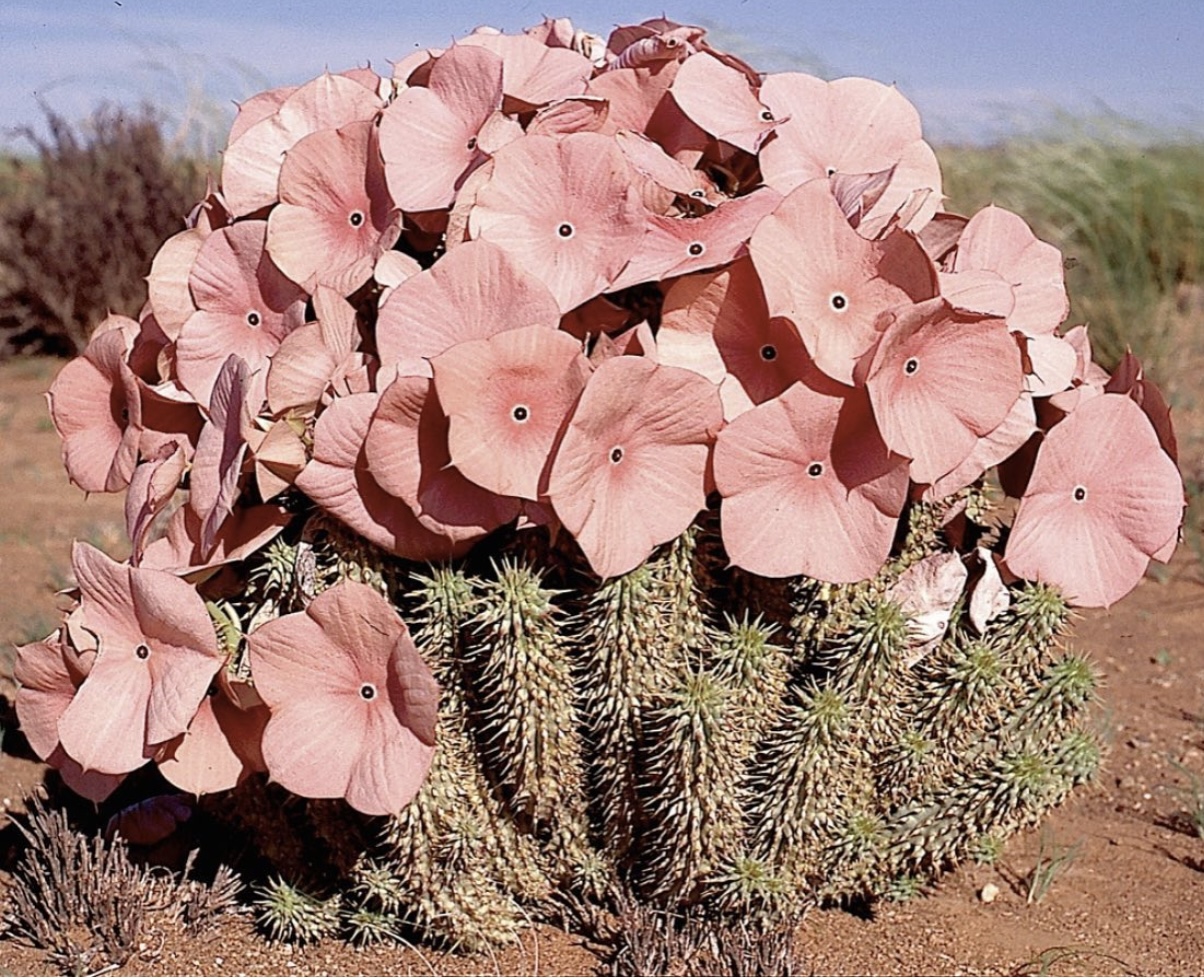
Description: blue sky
2,0,1202,151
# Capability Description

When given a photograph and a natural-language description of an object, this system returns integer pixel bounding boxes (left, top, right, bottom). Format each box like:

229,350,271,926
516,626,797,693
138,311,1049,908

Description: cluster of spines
228,502,1103,949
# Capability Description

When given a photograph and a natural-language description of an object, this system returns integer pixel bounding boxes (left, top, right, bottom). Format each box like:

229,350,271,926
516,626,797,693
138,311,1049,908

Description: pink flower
267,120,401,294
247,581,439,816
714,380,908,582
48,317,142,493
547,356,722,579
56,542,225,776
467,132,645,312
750,178,937,385
1005,393,1184,608
175,221,307,408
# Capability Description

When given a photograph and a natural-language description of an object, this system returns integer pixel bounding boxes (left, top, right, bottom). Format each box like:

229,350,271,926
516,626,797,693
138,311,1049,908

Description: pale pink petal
608,187,782,291
969,549,1011,635
670,51,777,153
750,178,938,385
365,375,521,544
467,132,645,312
221,73,383,217
177,221,307,407
953,205,1069,336
547,357,722,579
147,228,205,340
376,239,561,375
268,120,401,294
296,392,468,561
459,30,592,108
759,73,925,195
48,326,142,493
430,326,591,500
1005,394,1186,607
867,301,1025,485
713,381,909,582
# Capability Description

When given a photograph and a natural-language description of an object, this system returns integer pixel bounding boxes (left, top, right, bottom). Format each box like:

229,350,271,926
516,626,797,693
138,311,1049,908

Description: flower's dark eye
135,644,150,660
829,293,848,312
246,311,261,327
806,462,823,478
904,357,920,376
687,241,704,257
466,136,477,151
689,188,706,198
1072,485,1088,503
609,446,624,464
557,222,575,239
760,108,774,122
826,166,837,177
512,405,530,422
360,683,377,701
665,36,681,48
348,210,365,228
760,344,777,362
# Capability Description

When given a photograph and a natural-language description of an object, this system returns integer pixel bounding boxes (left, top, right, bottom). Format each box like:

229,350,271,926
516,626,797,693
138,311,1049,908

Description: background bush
0,103,207,356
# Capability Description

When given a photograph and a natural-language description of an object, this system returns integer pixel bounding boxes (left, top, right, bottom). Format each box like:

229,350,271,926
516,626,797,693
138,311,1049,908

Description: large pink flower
221,72,383,217
670,50,778,153
866,300,1024,485
467,132,645,312
430,325,591,500
375,239,561,377
267,120,401,294
714,380,909,582
547,356,722,579
14,634,125,802
946,205,1069,336
750,178,937,385
175,221,307,407
1004,393,1184,608
296,392,471,561
364,375,522,544
56,542,225,776
247,580,438,816
379,44,504,212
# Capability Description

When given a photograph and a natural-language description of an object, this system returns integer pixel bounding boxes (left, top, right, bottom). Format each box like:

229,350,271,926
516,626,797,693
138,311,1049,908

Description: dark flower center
759,108,774,122
360,683,377,701
466,136,477,151
135,643,150,660
829,292,848,312
689,188,706,198
826,166,837,177
760,344,777,361
1073,485,1088,503
348,210,365,228
807,462,824,478
687,241,704,257
512,404,530,423
246,310,261,328
557,222,575,239
904,357,920,376
609,446,624,464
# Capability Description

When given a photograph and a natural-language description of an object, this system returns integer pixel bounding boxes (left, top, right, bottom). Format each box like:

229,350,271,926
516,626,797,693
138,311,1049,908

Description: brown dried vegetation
0,104,206,357
2,796,242,975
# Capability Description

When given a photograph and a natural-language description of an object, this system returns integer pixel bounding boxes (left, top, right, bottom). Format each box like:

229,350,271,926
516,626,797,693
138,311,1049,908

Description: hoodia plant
18,13,1184,950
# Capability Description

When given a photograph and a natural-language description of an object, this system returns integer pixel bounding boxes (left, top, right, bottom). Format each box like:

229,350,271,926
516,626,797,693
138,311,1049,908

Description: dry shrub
0,103,206,356
602,890,804,977
1,796,242,976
